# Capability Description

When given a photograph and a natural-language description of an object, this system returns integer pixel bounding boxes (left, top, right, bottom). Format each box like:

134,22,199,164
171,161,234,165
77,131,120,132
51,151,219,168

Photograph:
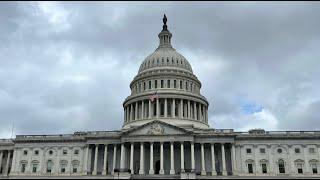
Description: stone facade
0,15,319,179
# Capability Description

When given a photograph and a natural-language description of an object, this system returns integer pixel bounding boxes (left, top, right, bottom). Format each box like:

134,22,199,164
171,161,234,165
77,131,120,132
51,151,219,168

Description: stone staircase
131,174,180,179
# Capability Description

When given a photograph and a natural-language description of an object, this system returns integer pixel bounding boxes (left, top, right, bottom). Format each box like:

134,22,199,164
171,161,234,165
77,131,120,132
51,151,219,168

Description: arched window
47,160,54,173
278,159,285,174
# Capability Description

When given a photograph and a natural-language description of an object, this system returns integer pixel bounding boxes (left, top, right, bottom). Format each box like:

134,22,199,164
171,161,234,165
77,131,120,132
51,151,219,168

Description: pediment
122,120,192,136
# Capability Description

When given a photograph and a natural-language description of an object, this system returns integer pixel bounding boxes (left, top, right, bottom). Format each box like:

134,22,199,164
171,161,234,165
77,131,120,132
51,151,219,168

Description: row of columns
89,142,235,176
124,98,208,123
0,150,12,176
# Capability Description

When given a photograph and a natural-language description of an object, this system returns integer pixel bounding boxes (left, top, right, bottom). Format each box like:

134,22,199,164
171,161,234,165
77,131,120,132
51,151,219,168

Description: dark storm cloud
0,2,320,138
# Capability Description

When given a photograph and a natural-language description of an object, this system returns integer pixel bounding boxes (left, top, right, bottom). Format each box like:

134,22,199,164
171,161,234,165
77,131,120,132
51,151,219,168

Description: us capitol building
1,15,320,179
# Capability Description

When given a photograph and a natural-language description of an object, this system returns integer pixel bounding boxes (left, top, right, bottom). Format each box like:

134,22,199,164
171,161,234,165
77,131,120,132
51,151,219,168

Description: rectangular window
34,150,39,155
161,80,164,88
313,168,318,174
295,148,300,153
260,148,266,154
186,81,188,91
180,80,182,89
309,148,315,153
298,168,303,174
32,164,37,173
248,164,253,174
246,148,252,154
262,163,267,173
279,163,285,174
155,80,157,89
21,164,26,173
73,168,77,173
23,151,28,155
63,150,68,155
74,150,79,155
139,83,141,92
149,81,151,89
167,80,170,88
144,82,146,91
61,165,66,173
174,80,177,88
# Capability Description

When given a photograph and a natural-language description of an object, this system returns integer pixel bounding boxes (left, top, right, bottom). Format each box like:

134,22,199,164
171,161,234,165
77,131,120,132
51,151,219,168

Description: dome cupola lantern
158,14,173,49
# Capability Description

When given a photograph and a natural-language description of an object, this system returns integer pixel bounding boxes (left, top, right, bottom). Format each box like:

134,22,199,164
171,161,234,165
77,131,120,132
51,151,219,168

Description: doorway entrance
155,160,160,174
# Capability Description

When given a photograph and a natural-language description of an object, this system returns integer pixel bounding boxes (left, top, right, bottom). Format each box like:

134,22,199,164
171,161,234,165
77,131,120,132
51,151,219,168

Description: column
191,142,195,171
139,143,144,175
148,100,151,119
135,102,138,120
164,98,168,118
201,143,206,175
124,107,126,123
83,145,89,175
120,144,125,169
206,106,208,123
180,99,183,118
0,151,3,175
141,101,144,119
149,142,154,175
102,144,108,175
130,143,134,174
112,145,117,175
170,142,175,175
211,143,216,175
156,98,159,118
181,142,185,172
231,144,237,175
198,104,202,121
130,104,133,121
221,143,227,176
5,151,11,175
93,145,98,175
125,107,127,122
193,102,197,120
10,149,16,174
172,99,175,118
188,100,191,119
201,105,206,122
160,142,164,174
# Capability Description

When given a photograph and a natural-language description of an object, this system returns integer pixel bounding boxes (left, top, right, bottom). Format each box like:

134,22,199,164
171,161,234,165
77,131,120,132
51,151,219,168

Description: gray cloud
0,2,320,138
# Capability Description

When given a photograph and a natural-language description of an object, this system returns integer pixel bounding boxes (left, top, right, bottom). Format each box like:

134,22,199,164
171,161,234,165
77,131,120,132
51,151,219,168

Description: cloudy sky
1,2,320,138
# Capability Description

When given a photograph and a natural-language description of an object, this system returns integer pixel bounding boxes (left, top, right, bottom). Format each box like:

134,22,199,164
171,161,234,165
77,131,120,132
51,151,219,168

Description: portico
85,121,237,177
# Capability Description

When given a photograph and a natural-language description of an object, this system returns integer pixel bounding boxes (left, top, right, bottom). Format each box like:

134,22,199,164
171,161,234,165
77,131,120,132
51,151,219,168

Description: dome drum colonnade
122,14,209,130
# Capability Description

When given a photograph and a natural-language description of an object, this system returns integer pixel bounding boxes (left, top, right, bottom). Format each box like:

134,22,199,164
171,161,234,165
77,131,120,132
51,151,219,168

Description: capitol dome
123,15,209,130
138,46,193,74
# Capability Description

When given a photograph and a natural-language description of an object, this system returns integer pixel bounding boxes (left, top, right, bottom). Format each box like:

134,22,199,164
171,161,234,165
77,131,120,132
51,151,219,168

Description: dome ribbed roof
138,47,193,74
138,14,193,74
